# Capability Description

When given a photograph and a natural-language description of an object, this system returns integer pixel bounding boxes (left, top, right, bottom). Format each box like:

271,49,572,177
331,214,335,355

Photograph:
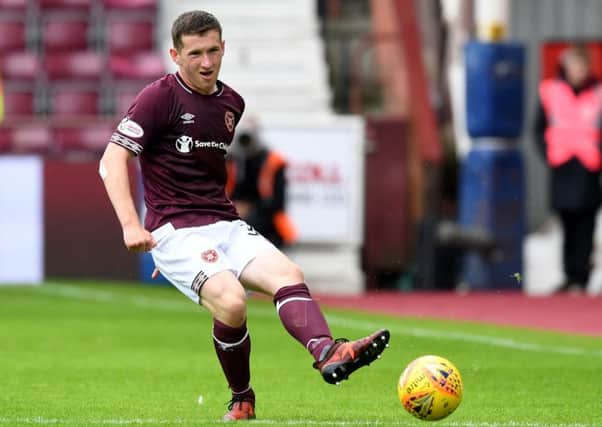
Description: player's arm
99,143,156,253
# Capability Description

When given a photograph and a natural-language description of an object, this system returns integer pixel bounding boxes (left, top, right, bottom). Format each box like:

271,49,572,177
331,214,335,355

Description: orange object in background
541,40,602,79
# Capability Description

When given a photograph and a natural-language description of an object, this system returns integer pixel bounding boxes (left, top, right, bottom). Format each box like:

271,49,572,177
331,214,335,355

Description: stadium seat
42,19,89,52
106,19,154,54
0,21,26,52
112,84,144,116
44,51,104,81
0,51,39,81
102,0,156,11
0,127,12,152
10,123,54,154
48,88,99,117
38,0,91,11
108,52,162,116
108,51,164,80
53,120,113,153
0,0,27,13
3,90,35,117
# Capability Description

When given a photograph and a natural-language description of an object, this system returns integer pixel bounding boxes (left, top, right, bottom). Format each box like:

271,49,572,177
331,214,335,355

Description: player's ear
221,40,225,54
169,48,181,65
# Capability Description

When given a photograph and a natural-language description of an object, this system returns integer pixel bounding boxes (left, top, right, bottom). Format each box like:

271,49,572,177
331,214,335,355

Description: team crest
224,111,235,133
201,249,219,263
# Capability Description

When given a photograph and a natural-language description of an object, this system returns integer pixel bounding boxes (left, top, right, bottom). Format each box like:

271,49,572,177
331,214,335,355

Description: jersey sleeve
236,94,245,125
109,83,171,156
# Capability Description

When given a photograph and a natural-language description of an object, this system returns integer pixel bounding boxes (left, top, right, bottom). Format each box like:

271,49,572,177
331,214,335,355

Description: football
397,355,463,421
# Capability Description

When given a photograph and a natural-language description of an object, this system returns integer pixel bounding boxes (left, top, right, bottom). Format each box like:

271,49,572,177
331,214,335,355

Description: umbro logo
181,113,195,124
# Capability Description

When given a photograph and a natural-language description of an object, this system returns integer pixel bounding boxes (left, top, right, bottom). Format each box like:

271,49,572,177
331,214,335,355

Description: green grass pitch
0,281,601,426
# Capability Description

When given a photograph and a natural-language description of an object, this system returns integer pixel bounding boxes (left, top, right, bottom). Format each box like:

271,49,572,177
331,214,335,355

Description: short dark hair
171,10,222,51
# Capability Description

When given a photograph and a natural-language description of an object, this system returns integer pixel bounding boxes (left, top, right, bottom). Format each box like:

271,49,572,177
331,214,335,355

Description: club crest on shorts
224,111,235,133
201,249,219,263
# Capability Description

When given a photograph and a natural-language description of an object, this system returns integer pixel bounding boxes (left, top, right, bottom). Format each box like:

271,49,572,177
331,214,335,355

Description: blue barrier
459,146,525,289
465,41,525,138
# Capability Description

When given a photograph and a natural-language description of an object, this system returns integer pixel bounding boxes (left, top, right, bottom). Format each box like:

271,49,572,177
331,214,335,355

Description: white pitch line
37,282,198,313
0,418,598,427
322,315,602,358
35,283,602,358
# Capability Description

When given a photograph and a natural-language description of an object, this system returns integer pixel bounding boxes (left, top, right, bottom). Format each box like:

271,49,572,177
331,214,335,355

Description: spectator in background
534,45,602,294
226,128,297,248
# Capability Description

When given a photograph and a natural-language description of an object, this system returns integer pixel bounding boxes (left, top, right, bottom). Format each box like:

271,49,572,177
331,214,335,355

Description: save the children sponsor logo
175,135,229,154
175,135,193,153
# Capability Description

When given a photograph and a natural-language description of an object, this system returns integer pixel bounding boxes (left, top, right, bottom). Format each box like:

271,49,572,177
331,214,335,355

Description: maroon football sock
232,387,255,404
212,318,251,394
273,283,333,362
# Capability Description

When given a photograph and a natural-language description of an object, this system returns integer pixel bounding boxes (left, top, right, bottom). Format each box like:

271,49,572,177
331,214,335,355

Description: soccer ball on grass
397,355,463,421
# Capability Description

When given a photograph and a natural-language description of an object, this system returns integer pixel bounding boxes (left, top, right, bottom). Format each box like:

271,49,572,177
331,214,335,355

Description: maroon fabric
232,387,255,404
273,283,333,361
109,73,244,231
213,319,251,393
308,337,332,362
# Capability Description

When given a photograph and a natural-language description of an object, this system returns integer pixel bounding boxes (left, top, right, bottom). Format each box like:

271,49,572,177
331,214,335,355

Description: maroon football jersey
109,73,244,231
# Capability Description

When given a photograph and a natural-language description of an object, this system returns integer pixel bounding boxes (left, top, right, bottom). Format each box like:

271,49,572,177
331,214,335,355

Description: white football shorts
150,220,276,304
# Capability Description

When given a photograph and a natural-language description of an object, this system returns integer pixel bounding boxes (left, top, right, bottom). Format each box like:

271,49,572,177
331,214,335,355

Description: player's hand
234,200,253,219
151,267,161,280
123,224,157,253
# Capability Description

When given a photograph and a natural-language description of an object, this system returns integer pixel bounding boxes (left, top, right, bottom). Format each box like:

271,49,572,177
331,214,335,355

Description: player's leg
241,247,389,384
199,272,255,421
150,223,255,420
238,245,333,360
229,221,390,385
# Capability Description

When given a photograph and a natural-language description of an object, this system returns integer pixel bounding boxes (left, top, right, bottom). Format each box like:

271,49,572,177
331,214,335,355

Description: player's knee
287,261,304,282
277,260,304,285
218,291,247,323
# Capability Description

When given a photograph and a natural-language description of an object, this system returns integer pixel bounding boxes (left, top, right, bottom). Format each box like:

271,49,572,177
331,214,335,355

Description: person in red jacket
535,45,602,294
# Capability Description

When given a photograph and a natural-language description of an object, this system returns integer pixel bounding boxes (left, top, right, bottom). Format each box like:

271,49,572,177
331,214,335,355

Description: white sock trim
212,330,249,351
275,297,312,314
232,385,252,395
306,337,321,351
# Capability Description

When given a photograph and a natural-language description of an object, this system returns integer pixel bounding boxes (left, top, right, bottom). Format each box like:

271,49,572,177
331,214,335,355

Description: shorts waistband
151,222,175,241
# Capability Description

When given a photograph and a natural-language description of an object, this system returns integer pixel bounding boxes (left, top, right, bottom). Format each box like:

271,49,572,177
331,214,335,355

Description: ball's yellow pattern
397,355,463,421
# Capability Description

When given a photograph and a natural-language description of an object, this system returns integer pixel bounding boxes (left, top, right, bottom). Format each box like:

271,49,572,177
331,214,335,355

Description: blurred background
2,0,602,297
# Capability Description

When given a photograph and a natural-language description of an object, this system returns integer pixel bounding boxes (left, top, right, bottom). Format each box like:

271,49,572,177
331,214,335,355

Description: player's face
170,30,225,95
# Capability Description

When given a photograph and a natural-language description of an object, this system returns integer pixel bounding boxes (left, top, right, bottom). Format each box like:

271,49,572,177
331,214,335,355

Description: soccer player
99,10,390,421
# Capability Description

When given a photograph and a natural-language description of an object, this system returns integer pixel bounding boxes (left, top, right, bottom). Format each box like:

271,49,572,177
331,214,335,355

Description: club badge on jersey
225,111,235,133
